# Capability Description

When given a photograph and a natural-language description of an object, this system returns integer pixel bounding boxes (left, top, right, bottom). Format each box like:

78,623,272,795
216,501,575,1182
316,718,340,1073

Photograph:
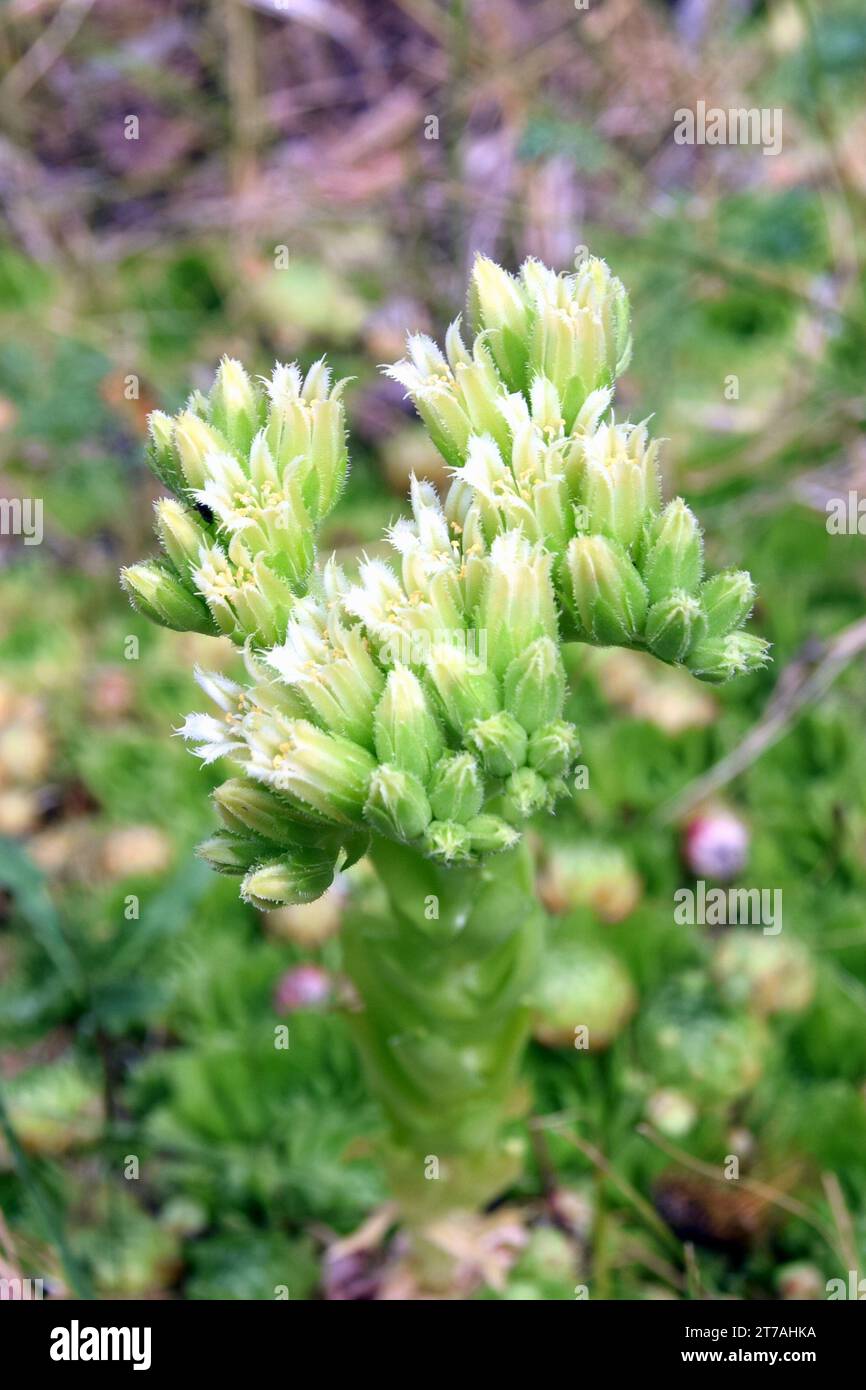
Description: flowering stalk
344,835,544,1222
122,257,768,1229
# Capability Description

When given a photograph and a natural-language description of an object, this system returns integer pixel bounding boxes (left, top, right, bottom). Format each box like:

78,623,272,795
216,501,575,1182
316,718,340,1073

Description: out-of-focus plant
121,255,768,1261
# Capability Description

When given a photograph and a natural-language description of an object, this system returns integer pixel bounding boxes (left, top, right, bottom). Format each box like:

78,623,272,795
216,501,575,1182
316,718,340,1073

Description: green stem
343,838,544,1231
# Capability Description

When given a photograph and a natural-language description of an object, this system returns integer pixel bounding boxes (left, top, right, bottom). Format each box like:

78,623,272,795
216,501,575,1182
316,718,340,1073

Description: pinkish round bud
683,809,749,880
273,964,332,1013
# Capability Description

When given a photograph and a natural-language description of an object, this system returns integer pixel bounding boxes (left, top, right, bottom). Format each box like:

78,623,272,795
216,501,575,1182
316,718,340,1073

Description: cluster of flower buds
178,473,582,903
124,254,768,908
389,254,769,684
122,357,349,646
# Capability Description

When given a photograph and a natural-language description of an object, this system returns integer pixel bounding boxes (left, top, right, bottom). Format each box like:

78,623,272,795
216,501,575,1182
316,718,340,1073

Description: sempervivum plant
122,254,768,1226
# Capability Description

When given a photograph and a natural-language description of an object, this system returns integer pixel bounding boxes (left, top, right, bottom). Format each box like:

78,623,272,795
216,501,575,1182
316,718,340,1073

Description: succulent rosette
639,974,770,1105
531,934,637,1050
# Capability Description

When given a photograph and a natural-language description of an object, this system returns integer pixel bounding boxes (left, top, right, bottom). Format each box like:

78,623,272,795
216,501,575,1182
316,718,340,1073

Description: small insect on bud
120,561,216,634
427,751,484,823
566,535,648,646
364,765,433,842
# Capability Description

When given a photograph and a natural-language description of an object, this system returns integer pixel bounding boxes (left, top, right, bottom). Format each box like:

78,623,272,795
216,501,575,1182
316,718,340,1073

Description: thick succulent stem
343,838,543,1233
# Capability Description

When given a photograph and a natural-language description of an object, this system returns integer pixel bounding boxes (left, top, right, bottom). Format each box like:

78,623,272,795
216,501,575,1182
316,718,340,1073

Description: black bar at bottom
1,1294,862,1375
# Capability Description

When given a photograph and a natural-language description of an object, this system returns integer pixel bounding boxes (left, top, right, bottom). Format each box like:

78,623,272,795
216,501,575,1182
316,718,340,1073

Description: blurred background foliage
0,0,864,1299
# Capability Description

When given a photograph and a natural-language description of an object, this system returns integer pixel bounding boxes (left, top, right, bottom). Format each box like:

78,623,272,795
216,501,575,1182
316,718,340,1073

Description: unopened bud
686,631,770,684
426,643,500,735
266,721,376,822
641,498,703,603
580,422,660,549
121,561,215,634
173,412,231,491
209,356,262,453
428,751,484,823
467,711,527,777
566,535,648,645
197,831,266,875
645,591,706,664
308,398,349,519
147,410,183,491
213,778,326,849
527,720,580,778
503,637,566,733
469,255,530,388
502,768,550,821
423,818,472,863
526,256,631,423
465,814,520,855
364,765,432,842
155,498,211,580
373,664,444,784
479,533,558,678
241,852,336,909
699,570,755,639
